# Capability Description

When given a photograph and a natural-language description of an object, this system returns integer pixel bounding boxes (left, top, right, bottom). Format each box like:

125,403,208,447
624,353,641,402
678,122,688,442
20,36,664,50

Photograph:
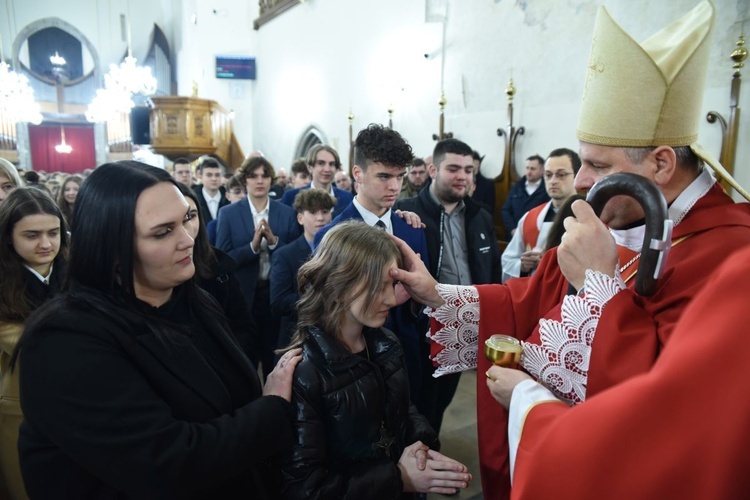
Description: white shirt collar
248,196,270,217
353,196,392,233
202,187,222,204
25,263,54,284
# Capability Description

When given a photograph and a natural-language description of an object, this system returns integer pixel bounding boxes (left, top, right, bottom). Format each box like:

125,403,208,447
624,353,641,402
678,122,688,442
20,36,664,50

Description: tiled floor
427,370,483,500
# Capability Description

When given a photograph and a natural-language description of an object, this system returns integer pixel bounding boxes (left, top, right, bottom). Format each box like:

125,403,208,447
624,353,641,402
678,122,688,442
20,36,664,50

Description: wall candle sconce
494,77,526,240
706,34,747,197
496,77,524,183
431,91,453,141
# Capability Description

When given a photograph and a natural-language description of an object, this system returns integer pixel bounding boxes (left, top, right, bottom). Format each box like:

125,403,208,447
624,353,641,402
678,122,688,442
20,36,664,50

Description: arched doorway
294,125,326,160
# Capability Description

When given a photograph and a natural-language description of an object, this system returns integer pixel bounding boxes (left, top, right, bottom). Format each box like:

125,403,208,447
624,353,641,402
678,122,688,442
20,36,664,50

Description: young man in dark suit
281,145,353,217
216,156,300,377
193,157,230,223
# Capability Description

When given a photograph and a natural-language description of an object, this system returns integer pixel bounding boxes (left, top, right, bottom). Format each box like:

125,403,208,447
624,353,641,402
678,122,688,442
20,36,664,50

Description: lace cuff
520,269,626,404
427,284,480,377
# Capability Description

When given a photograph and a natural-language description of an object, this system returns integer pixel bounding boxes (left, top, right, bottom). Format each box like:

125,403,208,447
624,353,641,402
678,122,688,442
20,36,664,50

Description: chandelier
86,14,157,123
54,125,72,154
0,60,43,125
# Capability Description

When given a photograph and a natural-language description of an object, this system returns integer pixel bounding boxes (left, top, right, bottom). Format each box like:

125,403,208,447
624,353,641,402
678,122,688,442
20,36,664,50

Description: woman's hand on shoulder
397,441,471,494
263,348,303,402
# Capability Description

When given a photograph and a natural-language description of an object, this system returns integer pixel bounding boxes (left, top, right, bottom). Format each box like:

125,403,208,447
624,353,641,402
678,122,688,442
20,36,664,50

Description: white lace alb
520,269,626,404
428,285,480,377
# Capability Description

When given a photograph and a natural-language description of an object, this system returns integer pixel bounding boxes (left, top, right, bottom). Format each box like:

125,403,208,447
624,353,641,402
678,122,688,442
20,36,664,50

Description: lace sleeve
427,284,480,377
520,269,626,404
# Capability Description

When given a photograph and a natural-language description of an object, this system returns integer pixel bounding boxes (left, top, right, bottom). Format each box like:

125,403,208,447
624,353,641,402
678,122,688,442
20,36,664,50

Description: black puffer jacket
280,326,438,499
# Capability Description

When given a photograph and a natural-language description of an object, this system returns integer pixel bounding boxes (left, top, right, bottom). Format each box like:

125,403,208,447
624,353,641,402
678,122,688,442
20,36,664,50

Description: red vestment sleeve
512,245,750,499
473,251,569,500
586,216,750,398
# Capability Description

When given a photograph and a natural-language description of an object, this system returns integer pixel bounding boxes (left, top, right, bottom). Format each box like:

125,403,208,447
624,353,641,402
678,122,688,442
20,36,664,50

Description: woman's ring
485,370,493,381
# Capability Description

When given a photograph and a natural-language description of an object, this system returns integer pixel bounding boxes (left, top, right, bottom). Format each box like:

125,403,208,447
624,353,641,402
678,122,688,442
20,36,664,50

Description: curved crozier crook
585,173,673,296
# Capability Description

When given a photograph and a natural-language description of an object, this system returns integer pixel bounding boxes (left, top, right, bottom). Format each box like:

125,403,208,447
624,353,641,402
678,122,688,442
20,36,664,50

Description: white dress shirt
248,197,277,281
353,196,392,234
203,188,222,220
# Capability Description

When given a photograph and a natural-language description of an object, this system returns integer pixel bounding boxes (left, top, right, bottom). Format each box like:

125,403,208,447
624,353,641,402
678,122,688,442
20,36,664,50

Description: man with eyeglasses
501,148,580,282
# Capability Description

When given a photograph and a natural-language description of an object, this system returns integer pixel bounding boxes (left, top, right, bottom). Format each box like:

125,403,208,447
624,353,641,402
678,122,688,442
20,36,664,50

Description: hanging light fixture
54,124,72,154
86,10,157,122
0,37,43,125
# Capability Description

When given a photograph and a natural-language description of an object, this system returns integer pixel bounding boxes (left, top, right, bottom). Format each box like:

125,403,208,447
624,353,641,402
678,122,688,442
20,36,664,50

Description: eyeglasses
544,171,572,181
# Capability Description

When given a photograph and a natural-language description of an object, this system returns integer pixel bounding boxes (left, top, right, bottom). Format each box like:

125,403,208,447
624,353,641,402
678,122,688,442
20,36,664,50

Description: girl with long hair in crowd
56,174,82,227
13,161,301,499
279,221,471,499
0,158,24,206
0,187,69,500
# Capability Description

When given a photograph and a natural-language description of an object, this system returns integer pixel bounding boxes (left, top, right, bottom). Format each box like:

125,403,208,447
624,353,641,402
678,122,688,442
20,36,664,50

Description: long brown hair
57,175,83,227
0,187,69,321
280,221,401,351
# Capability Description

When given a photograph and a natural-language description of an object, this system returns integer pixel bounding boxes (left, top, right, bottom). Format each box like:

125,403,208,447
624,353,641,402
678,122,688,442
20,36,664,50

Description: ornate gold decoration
255,0,305,30
706,34,746,195
432,91,453,141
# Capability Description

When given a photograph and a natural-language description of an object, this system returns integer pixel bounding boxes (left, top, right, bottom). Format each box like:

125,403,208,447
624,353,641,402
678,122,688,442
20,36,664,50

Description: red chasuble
512,244,750,499
431,183,750,500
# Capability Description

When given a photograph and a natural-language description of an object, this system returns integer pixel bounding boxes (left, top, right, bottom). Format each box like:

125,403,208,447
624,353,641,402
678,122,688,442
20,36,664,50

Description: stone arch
12,17,101,85
294,125,326,161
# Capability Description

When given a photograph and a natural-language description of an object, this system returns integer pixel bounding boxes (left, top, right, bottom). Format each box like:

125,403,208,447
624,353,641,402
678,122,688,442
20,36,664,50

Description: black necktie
375,220,387,230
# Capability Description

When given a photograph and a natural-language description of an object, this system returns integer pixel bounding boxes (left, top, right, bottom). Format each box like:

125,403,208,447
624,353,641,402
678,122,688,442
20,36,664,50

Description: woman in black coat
14,161,302,499
279,221,472,499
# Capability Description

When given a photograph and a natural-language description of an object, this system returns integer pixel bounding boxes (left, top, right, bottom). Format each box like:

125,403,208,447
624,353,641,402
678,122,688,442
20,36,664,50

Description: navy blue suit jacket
270,234,313,350
280,184,353,218
314,202,430,402
215,199,301,308
501,177,550,233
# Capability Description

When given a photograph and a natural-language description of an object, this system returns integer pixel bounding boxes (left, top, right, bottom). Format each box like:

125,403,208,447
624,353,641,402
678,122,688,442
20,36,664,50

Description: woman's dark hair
0,187,69,321
62,162,173,299
544,194,586,252
176,183,217,280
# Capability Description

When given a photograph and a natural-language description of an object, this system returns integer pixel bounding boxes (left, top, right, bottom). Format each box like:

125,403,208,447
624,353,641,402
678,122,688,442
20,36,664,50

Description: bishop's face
575,142,656,228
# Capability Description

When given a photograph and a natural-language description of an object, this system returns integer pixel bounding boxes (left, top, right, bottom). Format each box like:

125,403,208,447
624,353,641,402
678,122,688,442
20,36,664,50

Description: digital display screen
216,56,256,80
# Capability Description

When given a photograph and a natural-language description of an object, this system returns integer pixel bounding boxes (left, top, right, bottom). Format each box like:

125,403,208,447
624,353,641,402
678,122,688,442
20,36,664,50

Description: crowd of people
1,1,750,499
